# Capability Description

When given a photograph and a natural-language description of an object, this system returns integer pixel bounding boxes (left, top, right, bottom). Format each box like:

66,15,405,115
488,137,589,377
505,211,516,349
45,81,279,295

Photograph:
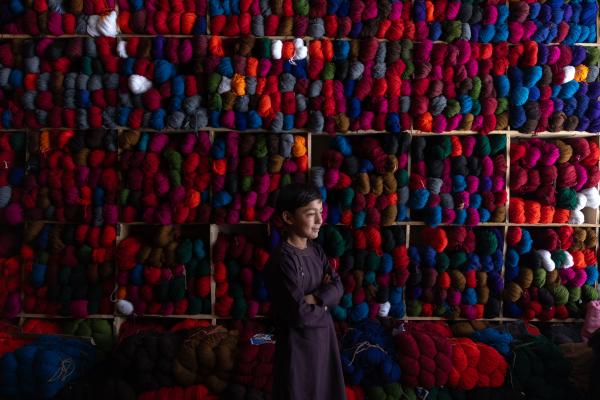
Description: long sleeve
312,245,344,309
275,255,329,329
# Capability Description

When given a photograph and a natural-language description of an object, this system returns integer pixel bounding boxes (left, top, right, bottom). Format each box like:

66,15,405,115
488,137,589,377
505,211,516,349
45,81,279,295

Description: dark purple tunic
265,240,346,400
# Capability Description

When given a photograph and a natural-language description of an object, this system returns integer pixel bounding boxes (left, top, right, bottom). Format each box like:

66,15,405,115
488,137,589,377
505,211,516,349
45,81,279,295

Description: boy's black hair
275,183,322,216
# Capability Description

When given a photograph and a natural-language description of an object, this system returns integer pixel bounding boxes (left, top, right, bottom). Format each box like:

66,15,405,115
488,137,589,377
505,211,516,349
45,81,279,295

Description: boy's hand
304,294,318,305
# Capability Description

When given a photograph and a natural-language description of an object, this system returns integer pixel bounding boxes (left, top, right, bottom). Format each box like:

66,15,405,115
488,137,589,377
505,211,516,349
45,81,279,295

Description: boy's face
283,199,323,240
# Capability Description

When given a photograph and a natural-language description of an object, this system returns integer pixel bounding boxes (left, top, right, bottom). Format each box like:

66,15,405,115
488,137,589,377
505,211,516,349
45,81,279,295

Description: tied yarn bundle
509,0,598,44
413,0,509,44
212,232,271,318
508,44,600,133
0,228,22,318
229,320,274,394
406,226,504,319
21,222,116,317
118,131,211,224
24,129,118,224
139,385,217,400
117,0,207,35
410,135,508,227
210,0,308,37
410,39,510,134
308,0,415,41
0,37,121,129
307,37,414,134
509,137,600,224
340,320,401,386
112,330,183,393
0,132,26,225
172,325,240,394
393,321,453,389
315,133,410,227
115,225,212,316
0,0,118,36
503,226,599,320
211,131,307,223
313,225,409,322
0,335,97,399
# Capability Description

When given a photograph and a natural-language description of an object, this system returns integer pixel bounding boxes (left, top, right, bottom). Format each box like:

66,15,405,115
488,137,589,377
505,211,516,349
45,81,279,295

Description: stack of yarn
118,131,212,224
139,385,217,400
21,222,116,317
313,225,409,322
413,0,509,43
117,0,207,35
507,44,600,133
446,337,508,390
410,134,508,226
25,129,119,224
504,226,600,320
116,225,212,316
314,133,410,226
509,334,576,399
229,320,274,394
307,37,414,133
118,36,209,131
210,0,308,36
0,131,25,225
212,232,271,318
340,320,401,386
211,131,308,223
206,36,310,131
393,321,508,390
410,39,510,133
112,330,183,393
63,319,114,354
0,0,118,36
393,322,453,389
308,0,415,40
173,325,240,394
0,336,98,400
509,0,598,44
406,226,504,319
0,228,21,318
509,137,600,224
0,37,121,129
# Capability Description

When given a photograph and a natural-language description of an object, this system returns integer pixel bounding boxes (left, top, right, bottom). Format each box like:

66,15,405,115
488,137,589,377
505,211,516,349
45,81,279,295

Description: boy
265,183,346,400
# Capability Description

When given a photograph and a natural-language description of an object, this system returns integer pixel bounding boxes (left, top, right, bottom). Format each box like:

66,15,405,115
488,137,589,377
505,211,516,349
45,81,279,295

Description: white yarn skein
272,40,283,59
117,41,128,58
568,209,585,224
116,299,134,315
562,66,576,84
128,74,152,94
378,301,391,317
581,187,600,208
86,15,100,36
537,249,556,272
575,192,587,210
217,76,232,94
563,251,574,269
97,10,119,37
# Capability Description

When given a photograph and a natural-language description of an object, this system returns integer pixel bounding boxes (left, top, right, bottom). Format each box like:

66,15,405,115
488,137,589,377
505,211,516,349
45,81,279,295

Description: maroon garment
265,240,346,400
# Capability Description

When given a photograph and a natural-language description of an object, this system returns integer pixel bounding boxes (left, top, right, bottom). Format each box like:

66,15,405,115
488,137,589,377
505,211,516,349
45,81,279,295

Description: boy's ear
282,210,295,226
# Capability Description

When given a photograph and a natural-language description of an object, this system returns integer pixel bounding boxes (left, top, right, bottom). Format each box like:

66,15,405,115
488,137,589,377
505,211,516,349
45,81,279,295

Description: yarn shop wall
0,0,599,342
